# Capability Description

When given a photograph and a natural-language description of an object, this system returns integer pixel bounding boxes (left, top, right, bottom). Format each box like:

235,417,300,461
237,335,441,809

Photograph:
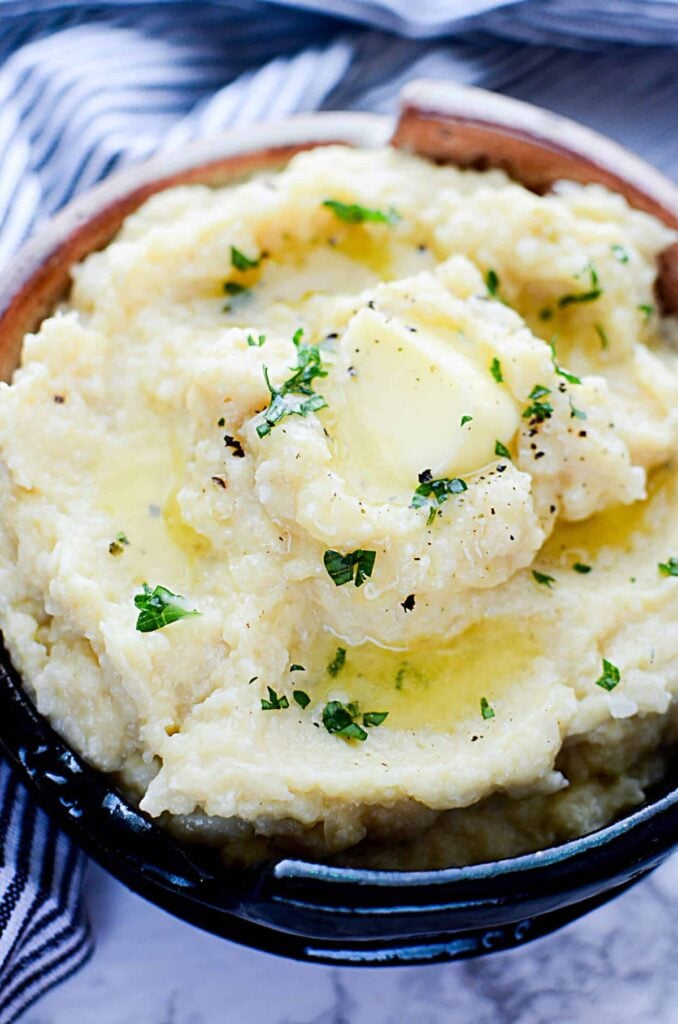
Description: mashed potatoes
0,145,676,867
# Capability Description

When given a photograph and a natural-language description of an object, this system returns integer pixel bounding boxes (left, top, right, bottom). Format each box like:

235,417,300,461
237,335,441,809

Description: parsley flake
460,414,473,427
289,664,305,672
261,686,289,710
247,333,266,347
523,385,553,423
658,557,678,577
411,475,467,526
480,697,495,720
532,570,555,588
485,269,500,297
293,690,311,709
327,647,347,677
322,700,367,741
230,246,260,271
549,339,582,385
558,287,602,308
595,658,621,692
638,303,654,321
324,549,375,588
611,244,629,264
494,440,511,460
490,357,504,383
573,562,592,574
363,711,388,727
569,400,587,420
109,531,129,556
222,281,249,311
256,328,328,437
595,323,609,349
134,584,200,633
322,199,399,225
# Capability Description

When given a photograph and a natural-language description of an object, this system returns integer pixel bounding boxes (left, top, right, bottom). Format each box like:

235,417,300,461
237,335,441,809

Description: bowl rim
273,783,678,886
0,82,676,909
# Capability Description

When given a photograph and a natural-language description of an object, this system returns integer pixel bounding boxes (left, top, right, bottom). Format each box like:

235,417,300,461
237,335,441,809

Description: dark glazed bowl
0,82,676,966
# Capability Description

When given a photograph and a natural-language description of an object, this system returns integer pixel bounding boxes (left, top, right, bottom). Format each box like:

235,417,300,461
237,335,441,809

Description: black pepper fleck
224,435,245,457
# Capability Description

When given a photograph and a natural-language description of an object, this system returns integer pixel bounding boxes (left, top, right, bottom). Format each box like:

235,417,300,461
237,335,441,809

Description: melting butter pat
330,308,519,497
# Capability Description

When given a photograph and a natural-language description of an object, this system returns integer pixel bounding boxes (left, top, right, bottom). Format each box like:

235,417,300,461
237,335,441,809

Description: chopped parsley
247,333,266,347
322,199,399,225
261,686,289,710
595,658,621,692
321,700,387,741
134,584,200,633
638,303,654,321
558,266,602,307
532,570,555,588
411,472,468,526
109,531,129,556
363,711,388,727
256,328,328,438
293,690,311,709
494,440,511,460
523,384,553,423
323,549,376,588
611,244,629,264
289,664,305,672
223,281,247,296
230,246,260,271
460,414,473,427
573,562,592,574
224,434,245,457
539,307,553,321
558,289,602,308
322,700,367,741
223,281,249,311
549,338,582,385
595,323,609,349
480,697,495,720
327,647,347,677
490,357,504,383
568,397,587,420
658,557,678,577
217,417,226,427
485,269,500,297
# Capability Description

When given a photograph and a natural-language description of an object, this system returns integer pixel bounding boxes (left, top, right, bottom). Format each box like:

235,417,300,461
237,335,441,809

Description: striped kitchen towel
1,1,677,1019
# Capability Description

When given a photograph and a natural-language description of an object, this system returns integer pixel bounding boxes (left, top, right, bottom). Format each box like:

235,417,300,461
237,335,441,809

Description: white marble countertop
22,855,677,1024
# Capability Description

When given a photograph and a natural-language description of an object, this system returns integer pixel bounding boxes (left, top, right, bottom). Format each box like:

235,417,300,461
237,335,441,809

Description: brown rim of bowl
393,80,678,315
0,111,389,383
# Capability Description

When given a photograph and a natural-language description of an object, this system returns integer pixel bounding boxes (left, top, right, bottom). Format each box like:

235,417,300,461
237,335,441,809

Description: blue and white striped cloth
1,1,677,1019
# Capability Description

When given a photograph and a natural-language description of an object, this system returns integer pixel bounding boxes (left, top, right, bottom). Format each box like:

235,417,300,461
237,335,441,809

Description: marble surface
24,855,677,1023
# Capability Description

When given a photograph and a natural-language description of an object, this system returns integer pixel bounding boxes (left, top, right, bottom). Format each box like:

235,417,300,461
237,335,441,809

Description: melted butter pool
310,617,542,734
96,425,209,589
542,464,673,565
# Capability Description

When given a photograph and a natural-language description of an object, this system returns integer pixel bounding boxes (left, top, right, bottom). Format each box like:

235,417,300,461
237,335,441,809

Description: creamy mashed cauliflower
0,145,676,868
